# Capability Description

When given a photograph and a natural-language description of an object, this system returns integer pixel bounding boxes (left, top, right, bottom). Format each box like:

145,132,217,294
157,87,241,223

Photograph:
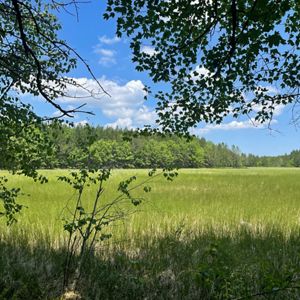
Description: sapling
59,168,178,293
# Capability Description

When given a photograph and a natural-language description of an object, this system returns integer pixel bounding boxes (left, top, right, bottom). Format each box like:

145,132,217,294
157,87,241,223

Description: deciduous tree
106,0,300,134
0,0,106,221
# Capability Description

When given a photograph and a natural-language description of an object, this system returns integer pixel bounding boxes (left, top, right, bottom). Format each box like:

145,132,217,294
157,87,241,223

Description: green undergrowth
1,168,300,299
1,228,300,299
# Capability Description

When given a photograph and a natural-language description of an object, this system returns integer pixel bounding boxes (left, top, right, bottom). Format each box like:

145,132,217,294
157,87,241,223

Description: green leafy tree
0,0,106,222
290,150,300,167
0,0,107,173
90,140,116,168
106,0,300,134
169,139,205,168
0,96,51,178
89,139,133,168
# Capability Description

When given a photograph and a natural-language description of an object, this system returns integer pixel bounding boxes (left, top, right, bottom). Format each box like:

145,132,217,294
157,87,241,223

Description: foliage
58,168,177,292
0,177,23,225
0,0,74,101
0,0,107,222
106,0,300,134
0,0,106,178
37,124,300,169
0,0,105,116
0,95,52,178
42,124,245,169
0,94,51,223
90,140,133,168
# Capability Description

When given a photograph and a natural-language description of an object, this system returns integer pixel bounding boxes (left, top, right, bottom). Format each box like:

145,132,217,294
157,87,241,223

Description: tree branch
10,0,110,119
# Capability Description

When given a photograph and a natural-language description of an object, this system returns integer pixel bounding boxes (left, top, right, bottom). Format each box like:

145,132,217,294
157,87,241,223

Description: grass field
1,168,300,299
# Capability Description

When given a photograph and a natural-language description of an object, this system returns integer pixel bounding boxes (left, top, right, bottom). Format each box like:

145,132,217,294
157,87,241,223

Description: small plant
59,168,178,293
0,172,48,226
0,176,23,225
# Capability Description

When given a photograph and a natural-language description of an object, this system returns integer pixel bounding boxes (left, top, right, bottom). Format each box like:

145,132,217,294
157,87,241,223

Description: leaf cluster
106,0,300,134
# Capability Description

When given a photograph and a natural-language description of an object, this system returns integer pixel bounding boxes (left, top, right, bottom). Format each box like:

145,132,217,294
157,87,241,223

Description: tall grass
1,168,300,299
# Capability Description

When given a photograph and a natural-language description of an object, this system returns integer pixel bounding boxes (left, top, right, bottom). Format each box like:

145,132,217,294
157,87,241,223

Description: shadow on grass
1,228,300,299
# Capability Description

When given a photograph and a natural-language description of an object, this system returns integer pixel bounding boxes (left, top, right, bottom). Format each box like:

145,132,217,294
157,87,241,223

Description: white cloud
105,118,133,129
94,48,117,66
135,106,157,124
265,86,279,94
160,16,171,23
252,103,285,117
190,66,213,82
238,86,284,117
99,57,116,66
141,45,157,56
273,105,285,116
193,118,278,135
58,77,145,108
251,85,284,117
257,86,284,115
104,106,157,129
256,85,280,94
74,120,89,127
96,48,115,57
52,110,62,118
98,35,121,45
56,77,156,129
192,66,210,77
94,36,121,66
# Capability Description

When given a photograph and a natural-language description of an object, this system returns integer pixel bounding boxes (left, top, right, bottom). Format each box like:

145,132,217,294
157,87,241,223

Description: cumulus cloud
135,106,157,124
265,86,280,94
98,35,121,45
104,106,157,129
249,86,285,117
56,77,156,129
96,48,115,57
193,118,278,135
105,117,133,129
160,16,171,23
189,66,214,84
255,85,280,95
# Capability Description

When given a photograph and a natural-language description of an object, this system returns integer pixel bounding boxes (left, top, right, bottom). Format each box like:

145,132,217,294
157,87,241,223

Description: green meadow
1,168,300,299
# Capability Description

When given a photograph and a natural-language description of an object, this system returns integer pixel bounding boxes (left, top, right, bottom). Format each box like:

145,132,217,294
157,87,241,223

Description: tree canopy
0,0,107,221
106,0,300,134
0,0,108,177
1,124,296,170
1,0,107,114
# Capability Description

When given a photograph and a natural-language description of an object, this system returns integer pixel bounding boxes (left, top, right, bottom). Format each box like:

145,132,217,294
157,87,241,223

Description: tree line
1,124,296,170
44,124,244,169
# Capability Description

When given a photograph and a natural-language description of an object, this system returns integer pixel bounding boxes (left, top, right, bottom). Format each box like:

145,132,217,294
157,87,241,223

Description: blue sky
28,1,300,156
